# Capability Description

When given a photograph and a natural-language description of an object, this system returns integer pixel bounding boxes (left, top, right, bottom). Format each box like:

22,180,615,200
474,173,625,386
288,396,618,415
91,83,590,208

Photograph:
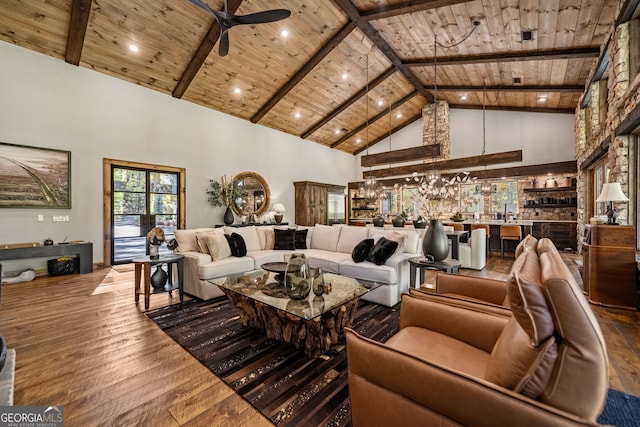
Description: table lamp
595,182,629,225
273,203,286,224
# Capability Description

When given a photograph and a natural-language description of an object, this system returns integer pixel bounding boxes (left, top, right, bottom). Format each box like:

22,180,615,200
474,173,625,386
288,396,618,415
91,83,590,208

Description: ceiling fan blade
231,9,291,26
219,30,230,56
187,0,219,18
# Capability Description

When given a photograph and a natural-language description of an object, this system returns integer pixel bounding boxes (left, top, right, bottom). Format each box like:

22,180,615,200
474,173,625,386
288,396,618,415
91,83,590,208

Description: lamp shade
596,182,629,202
272,203,286,213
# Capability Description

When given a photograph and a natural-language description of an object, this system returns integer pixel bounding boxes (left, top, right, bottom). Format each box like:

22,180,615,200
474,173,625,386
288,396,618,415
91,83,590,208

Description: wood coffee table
210,270,377,358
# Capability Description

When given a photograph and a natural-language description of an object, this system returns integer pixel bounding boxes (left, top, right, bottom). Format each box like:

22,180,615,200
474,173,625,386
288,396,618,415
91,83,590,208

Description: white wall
0,41,356,269
357,108,575,176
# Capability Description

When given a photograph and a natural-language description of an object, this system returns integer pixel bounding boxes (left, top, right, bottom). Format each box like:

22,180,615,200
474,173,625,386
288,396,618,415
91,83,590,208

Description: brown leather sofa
346,237,609,427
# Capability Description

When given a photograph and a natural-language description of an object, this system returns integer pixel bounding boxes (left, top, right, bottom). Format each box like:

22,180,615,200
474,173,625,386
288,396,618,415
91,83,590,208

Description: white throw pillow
256,226,275,250
225,226,261,252
206,234,231,260
195,229,223,254
174,228,216,253
311,224,341,252
336,226,370,254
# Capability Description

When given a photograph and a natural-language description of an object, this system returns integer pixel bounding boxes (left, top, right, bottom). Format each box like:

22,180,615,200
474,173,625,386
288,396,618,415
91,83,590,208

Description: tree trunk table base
220,289,359,358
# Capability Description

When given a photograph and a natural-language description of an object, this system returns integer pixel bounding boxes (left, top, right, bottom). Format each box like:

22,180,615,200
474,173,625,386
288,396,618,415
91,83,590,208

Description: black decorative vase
372,215,385,227
223,206,234,225
392,215,405,227
422,219,449,261
151,266,168,290
413,217,427,229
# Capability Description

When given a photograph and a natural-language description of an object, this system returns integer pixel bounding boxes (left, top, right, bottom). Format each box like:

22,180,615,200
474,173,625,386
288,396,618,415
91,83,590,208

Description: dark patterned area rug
147,297,637,427
146,297,399,427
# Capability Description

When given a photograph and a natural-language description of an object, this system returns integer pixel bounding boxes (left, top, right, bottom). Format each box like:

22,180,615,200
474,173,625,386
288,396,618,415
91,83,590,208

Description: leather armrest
408,288,512,317
399,293,509,353
346,329,602,427
435,272,508,306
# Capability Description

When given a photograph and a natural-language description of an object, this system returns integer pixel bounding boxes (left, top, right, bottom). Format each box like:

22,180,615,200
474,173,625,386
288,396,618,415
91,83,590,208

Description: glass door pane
112,167,180,264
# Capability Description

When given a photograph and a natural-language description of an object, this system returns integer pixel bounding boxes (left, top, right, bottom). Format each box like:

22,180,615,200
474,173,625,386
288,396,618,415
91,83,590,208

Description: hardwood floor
0,254,638,426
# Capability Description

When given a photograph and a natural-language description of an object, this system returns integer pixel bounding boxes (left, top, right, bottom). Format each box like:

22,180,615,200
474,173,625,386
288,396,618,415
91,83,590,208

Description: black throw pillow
352,238,374,263
295,229,308,249
225,233,247,257
274,228,296,250
366,237,399,265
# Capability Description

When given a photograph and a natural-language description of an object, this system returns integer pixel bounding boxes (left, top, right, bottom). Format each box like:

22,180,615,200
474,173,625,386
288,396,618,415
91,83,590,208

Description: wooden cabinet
294,181,345,226
532,222,577,250
582,225,637,310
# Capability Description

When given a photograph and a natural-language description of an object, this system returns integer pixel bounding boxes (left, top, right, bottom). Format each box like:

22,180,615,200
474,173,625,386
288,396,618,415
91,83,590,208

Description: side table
409,257,461,289
133,254,184,310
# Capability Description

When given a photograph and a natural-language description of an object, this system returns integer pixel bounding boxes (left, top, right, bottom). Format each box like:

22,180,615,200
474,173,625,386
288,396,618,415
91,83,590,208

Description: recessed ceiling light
356,138,361,144
378,100,384,106
233,88,241,95
538,96,547,102
281,30,289,38
342,72,348,80
335,129,341,135
460,94,467,101
294,112,301,119
128,44,139,52
396,113,403,119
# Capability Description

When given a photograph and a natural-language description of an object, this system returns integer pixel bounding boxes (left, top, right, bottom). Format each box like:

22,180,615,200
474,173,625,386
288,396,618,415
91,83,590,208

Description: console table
0,242,93,274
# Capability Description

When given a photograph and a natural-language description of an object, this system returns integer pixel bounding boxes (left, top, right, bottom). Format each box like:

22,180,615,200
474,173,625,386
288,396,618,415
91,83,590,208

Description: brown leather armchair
346,238,608,427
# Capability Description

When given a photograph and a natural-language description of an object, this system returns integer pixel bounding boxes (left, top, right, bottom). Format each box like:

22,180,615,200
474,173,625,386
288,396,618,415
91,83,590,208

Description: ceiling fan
188,0,291,56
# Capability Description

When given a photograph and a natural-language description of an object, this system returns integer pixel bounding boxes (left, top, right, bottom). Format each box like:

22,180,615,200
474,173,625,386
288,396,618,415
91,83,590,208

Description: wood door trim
103,158,186,267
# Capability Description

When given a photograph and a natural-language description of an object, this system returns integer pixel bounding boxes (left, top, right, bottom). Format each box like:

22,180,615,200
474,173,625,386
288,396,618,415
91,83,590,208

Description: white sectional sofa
174,224,424,307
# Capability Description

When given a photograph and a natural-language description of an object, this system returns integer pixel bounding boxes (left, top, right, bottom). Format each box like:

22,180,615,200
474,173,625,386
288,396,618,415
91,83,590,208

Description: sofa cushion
352,238,374,263
304,249,351,274
311,224,341,252
249,250,286,267
225,233,247,257
295,229,308,249
507,249,554,346
367,237,399,265
336,226,371,254
515,234,538,258
198,256,255,279
274,228,296,250
256,226,275,250
195,229,222,254
175,228,216,253
485,317,558,398
224,226,261,252
339,260,397,284
206,234,232,260
538,249,609,420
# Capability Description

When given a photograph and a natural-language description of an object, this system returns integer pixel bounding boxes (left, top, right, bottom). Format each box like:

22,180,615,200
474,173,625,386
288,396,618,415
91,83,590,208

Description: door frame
103,158,186,267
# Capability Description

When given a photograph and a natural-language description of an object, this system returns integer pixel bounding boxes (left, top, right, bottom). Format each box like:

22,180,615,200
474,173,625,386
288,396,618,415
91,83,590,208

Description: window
491,180,519,215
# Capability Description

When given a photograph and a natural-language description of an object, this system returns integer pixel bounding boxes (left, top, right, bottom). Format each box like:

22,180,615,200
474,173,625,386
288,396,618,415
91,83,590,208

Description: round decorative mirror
231,171,271,218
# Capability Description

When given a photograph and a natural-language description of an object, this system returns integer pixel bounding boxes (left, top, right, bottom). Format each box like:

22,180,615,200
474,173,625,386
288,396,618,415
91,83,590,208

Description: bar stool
470,224,490,257
500,224,522,258
451,222,466,243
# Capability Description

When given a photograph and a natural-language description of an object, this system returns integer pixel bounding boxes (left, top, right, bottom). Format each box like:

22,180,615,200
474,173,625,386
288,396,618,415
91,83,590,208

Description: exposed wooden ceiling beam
349,160,578,188
251,22,355,124
449,104,575,114
65,0,92,65
360,0,473,21
362,150,523,178
332,0,433,102
362,144,441,167
331,91,419,148
301,67,395,140
429,85,584,92
404,47,601,67
173,0,243,99
616,0,640,25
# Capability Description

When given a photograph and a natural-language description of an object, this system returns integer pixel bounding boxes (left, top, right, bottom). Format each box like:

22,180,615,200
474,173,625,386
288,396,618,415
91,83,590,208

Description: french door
103,159,185,266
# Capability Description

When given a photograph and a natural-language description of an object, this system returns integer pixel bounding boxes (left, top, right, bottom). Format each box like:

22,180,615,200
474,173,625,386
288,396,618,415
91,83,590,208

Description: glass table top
209,270,377,320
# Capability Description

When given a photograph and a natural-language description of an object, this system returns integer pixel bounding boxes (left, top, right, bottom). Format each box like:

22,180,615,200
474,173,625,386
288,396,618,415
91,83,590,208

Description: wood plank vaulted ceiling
0,0,623,155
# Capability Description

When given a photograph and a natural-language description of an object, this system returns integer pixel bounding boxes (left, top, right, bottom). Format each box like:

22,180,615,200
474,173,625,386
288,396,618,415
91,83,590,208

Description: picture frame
0,142,71,208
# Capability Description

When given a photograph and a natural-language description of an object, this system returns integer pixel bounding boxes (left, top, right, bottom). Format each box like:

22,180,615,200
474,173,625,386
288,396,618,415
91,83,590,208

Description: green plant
207,175,235,207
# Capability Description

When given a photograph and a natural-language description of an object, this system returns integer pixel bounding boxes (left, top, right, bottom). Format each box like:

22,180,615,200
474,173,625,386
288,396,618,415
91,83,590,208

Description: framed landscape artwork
0,142,71,208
